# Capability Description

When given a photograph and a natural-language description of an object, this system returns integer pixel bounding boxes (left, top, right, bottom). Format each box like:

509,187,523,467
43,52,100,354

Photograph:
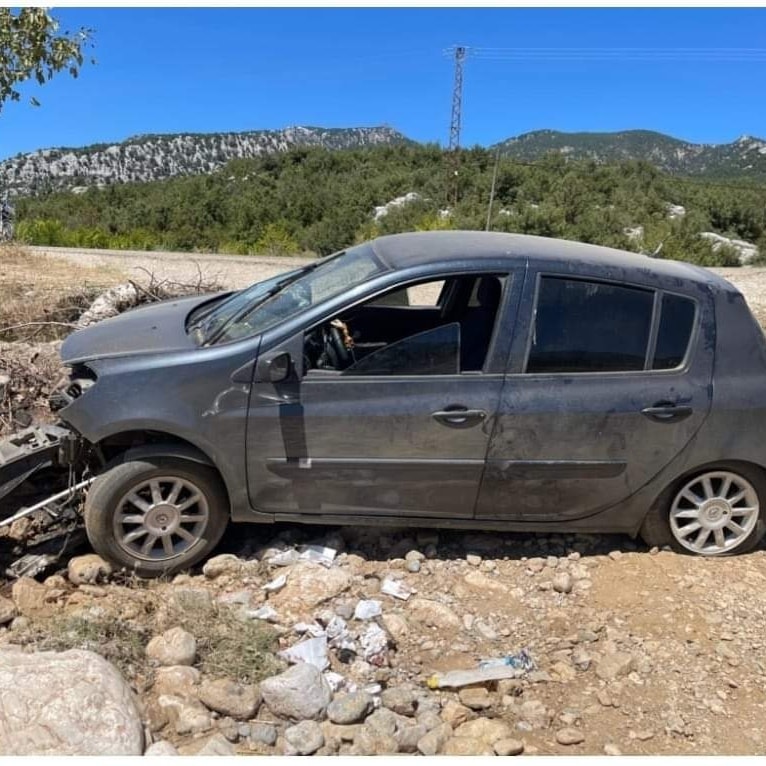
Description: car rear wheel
641,464,766,556
84,457,229,577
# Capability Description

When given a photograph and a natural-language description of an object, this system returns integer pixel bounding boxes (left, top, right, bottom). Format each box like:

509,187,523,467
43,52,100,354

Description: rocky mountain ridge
494,129,766,179
0,126,409,195
3,126,766,196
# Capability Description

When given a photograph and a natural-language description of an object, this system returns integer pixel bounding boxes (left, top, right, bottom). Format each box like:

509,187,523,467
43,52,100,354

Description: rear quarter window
652,294,696,370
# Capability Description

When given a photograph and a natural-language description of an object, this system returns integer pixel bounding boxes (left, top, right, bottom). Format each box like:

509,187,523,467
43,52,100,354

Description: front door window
303,274,506,376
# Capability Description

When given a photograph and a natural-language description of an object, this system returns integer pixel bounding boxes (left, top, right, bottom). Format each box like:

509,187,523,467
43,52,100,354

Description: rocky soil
3,525,766,755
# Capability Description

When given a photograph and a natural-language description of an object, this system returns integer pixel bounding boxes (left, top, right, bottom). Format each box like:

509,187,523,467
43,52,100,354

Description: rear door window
527,277,654,373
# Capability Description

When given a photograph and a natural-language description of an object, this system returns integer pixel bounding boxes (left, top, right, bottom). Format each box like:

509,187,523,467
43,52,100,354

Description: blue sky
1,7,765,161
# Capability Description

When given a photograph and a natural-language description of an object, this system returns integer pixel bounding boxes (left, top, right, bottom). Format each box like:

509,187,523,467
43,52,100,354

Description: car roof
368,230,738,294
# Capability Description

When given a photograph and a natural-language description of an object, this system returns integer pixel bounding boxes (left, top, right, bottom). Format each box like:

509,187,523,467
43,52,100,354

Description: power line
467,46,766,62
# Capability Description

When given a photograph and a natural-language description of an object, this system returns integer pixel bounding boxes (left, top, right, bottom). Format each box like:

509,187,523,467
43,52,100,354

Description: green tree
254,222,299,257
0,8,92,111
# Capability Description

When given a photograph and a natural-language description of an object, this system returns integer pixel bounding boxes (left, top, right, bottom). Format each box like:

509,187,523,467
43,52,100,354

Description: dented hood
60,293,215,364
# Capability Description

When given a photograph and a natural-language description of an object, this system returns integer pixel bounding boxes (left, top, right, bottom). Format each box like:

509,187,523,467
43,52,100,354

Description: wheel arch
647,458,766,517
93,429,233,516
639,458,766,551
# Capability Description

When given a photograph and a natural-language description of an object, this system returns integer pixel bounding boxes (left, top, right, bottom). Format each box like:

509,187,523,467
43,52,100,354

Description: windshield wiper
187,294,232,333
203,260,324,346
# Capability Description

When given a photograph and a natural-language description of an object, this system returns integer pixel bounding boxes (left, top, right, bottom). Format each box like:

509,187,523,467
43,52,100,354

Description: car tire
640,463,766,556
84,456,229,578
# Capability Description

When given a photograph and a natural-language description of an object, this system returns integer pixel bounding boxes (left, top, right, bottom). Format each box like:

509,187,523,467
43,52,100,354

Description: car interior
303,274,505,376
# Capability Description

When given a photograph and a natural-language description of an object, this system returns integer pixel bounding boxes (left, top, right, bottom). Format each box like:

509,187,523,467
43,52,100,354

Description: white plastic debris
299,545,337,567
279,635,330,671
293,621,326,638
325,616,349,643
381,578,413,601
323,671,347,693
360,623,389,666
247,605,279,623
426,665,529,689
263,574,287,593
354,600,383,620
267,549,300,567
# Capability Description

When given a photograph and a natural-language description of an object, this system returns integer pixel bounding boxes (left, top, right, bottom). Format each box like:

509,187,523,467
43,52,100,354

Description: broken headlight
49,364,98,412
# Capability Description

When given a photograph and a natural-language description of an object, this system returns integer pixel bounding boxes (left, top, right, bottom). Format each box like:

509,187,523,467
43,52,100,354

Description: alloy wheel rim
670,471,759,555
113,476,210,562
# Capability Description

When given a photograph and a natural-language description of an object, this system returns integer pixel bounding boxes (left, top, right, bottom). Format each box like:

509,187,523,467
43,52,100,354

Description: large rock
408,598,460,629
146,627,197,666
67,554,113,585
381,687,418,717
271,562,351,613
11,577,50,617
157,695,213,736
0,648,143,755
443,736,494,755
350,723,399,755
463,570,509,593
459,687,492,710
202,554,244,580
0,595,16,625
284,720,325,755
198,678,260,720
417,722,453,755
153,666,200,698
260,662,332,721
454,717,513,744
441,700,472,728
327,691,374,724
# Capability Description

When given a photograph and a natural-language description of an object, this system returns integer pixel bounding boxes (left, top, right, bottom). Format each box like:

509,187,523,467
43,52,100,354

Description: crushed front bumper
0,424,83,508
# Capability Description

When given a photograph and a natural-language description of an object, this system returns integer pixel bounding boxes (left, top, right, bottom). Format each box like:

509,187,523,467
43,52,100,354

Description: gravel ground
5,527,766,755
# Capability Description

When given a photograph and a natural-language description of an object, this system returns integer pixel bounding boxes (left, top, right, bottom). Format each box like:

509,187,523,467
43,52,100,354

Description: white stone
0,648,143,755
146,627,196,666
700,231,759,264
260,662,332,721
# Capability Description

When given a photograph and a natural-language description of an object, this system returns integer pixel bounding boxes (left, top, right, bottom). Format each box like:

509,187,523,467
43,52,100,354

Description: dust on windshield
199,244,384,345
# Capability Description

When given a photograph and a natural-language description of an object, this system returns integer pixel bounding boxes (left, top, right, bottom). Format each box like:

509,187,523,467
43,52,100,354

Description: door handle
432,408,487,428
641,403,693,423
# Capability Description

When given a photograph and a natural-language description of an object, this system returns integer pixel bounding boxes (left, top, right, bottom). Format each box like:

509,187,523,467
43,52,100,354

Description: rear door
476,270,713,521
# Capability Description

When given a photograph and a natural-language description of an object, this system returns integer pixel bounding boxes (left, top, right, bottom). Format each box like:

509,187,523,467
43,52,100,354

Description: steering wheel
329,324,351,367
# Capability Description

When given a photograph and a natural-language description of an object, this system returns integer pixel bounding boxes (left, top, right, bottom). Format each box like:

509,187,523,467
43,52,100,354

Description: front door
476,274,714,520
246,272,520,519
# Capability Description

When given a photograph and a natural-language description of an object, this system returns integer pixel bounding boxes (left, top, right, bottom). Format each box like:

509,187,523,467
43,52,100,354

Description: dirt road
28,246,766,321
27,245,314,291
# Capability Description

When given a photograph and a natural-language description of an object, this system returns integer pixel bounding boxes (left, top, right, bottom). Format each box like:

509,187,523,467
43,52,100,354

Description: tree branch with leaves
0,7,93,112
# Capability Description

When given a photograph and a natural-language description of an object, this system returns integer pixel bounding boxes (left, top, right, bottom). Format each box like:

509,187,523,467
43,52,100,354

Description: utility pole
447,46,466,207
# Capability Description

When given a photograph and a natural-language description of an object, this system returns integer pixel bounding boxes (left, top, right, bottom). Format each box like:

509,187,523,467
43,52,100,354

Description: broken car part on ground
2,230,766,578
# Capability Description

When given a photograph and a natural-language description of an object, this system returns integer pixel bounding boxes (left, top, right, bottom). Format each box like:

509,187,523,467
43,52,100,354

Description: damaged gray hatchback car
6,230,766,576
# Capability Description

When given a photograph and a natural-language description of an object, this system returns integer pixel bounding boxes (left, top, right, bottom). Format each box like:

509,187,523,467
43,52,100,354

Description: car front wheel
641,465,766,556
84,457,229,577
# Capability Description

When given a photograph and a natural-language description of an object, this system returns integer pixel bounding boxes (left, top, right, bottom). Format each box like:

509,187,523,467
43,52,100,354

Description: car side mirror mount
261,351,293,383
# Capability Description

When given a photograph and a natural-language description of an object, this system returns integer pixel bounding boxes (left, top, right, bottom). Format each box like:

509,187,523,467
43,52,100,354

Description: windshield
194,244,384,345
